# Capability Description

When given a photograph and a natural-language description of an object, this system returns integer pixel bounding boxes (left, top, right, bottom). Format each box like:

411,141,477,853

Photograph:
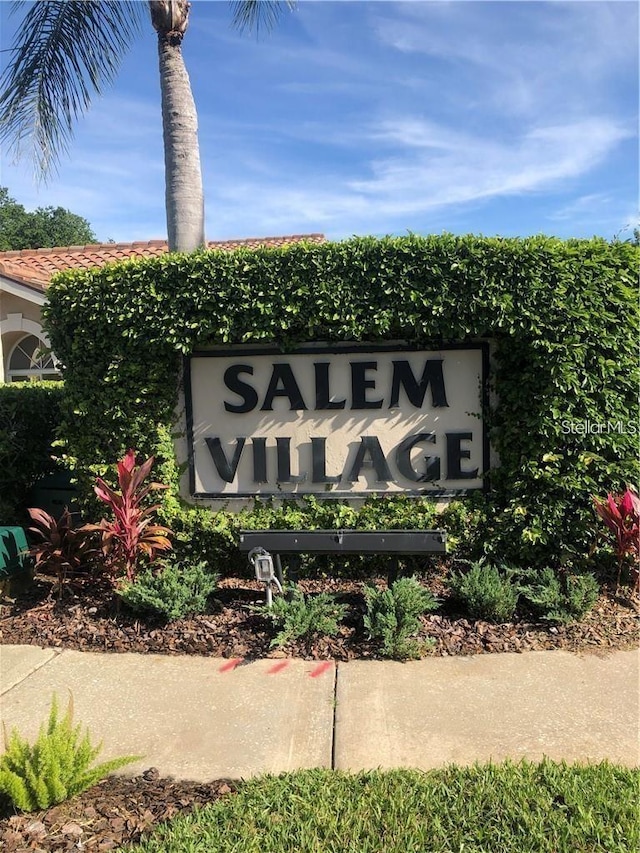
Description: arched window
7,334,60,382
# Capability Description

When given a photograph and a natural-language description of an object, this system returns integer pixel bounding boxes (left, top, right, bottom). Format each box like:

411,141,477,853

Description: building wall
0,285,49,383
1,291,44,324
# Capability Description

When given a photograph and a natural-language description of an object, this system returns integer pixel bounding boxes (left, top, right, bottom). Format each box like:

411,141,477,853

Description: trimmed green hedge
0,382,66,523
43,234,639,568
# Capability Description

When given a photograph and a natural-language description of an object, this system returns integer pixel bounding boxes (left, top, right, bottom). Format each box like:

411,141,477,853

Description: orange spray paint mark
267,661,290,675
219,658,243,673
309,661,333,678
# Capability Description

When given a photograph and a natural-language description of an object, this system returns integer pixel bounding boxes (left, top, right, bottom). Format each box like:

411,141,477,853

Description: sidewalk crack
1,647,62,696
331,661,338,770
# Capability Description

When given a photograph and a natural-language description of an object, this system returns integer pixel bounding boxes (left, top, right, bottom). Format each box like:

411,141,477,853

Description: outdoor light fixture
248,547,283,607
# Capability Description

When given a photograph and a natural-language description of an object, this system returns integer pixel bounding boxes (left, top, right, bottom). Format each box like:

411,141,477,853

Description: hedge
42,234,639,568
0,382,66,523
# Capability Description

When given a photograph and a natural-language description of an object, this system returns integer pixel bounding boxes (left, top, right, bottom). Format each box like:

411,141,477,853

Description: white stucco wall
0,280,48,383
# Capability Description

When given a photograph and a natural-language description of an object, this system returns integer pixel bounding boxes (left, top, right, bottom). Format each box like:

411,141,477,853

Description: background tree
0,1,294,253
0,186,97,250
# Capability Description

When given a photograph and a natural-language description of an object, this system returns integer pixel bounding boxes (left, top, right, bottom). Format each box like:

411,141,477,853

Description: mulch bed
0,773,235,852
1,573,638,660
1,569,638,851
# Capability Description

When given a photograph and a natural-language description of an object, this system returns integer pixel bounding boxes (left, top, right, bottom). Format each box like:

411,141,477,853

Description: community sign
185,344,489,498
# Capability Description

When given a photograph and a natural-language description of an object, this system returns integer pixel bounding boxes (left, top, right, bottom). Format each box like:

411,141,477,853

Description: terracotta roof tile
0,234,326,291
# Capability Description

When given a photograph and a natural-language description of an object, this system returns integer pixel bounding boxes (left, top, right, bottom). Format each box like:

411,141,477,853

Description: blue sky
1,0,637,244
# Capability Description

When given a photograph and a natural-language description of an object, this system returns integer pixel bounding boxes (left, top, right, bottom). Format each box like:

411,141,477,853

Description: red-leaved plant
86,450,172,583
27,507,94,599
593,487,640,592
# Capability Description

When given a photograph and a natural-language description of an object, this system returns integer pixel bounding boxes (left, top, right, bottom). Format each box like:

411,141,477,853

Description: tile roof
0,234,326,292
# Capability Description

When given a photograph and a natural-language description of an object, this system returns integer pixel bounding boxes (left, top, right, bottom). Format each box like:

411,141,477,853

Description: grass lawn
125,760,638,853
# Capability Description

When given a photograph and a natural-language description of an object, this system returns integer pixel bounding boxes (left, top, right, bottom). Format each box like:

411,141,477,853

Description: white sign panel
185,344,488,497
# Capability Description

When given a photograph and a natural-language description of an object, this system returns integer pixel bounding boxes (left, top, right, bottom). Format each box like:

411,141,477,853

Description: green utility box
0,526,31,582
28,469,78,520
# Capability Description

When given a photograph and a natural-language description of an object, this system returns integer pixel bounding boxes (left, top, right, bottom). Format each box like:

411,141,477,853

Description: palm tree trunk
151,2,205,252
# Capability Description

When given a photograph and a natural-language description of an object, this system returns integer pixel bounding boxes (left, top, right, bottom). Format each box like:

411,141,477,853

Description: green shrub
43,236,638,567
195,494,444,580
263,587,347,648
0,382,66,523
162,495,477,579
0,694,138,812
521,568,600,624
119,557,218,621
435,498,484,558
447,562,520,623
364,577,439,660
160,502,238,569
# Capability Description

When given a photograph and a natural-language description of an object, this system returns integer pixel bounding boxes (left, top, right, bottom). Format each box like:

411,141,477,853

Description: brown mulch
1,570,638,851
0,772,235,852
1,573,638,661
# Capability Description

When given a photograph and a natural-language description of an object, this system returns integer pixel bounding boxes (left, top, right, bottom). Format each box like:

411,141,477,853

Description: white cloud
201,114,630,237
549,192,612,221
371,0,638,120
547,192,638,239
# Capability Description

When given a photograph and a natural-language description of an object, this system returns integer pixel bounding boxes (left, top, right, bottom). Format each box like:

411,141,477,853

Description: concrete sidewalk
1,645,638,781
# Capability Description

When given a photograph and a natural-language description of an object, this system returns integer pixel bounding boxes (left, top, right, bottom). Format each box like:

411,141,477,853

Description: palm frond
230,0,296,35
0,0,146,178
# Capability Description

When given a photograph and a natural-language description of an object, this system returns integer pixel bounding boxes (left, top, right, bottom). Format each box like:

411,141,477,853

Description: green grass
125,761,638,853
